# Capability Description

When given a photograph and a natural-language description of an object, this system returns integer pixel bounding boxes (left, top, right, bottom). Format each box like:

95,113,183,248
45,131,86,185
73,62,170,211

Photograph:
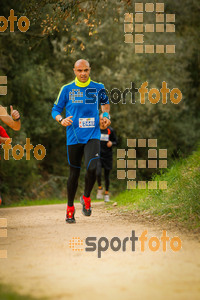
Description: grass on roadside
0,283,47,300
114,148,200,230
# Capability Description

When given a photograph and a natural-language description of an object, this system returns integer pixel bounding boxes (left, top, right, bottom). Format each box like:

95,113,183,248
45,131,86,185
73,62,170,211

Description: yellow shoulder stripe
54,80,75,105
91,80,103,85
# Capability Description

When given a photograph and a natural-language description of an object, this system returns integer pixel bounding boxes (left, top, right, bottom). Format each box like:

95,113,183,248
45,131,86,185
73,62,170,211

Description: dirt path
0,203,200,300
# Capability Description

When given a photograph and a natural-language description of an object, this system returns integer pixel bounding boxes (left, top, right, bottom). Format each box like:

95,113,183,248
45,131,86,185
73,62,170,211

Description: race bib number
100,134,109,141
79,118,95,128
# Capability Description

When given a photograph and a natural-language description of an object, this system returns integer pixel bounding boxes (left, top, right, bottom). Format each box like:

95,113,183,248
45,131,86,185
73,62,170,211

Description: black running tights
96,163,110,191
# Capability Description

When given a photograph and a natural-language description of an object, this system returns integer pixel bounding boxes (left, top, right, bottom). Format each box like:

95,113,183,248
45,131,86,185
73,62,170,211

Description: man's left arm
101,104,111,127
101,104,110,113
100,83,111,127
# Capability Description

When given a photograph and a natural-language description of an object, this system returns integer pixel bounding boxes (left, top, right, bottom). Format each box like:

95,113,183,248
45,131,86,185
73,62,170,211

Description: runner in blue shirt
52,59,111,223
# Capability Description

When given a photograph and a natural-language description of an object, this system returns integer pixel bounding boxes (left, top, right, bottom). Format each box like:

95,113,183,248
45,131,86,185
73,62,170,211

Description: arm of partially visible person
0,136,11,144
0,105,21,131
109,127,117,146
52,86,73,127
0,126,11,144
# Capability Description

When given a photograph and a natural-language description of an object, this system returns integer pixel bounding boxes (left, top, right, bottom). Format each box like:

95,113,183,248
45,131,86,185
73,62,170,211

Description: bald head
73,59,91,83
74,59,90,68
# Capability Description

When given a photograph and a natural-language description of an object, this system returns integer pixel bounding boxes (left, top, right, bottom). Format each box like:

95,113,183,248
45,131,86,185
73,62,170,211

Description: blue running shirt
52,77,109,145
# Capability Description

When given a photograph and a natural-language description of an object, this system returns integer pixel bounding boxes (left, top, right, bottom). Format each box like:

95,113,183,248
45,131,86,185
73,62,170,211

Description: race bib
100,134,109,141
79,118,95,128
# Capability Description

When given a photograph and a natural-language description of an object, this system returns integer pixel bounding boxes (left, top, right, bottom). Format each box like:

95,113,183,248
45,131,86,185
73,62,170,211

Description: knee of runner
68,169,80,182
96,171,101,177
96,168,101,177
87,160,98,173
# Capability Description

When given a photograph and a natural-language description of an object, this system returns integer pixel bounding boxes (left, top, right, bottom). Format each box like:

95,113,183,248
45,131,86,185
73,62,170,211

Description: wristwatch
59,117,63,123
13,116,21,121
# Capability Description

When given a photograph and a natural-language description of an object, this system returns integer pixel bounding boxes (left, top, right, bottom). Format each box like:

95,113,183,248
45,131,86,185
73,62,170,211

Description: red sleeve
0,126,10,138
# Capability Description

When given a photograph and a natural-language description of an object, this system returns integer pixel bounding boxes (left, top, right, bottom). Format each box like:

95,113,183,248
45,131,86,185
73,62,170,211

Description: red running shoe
80,195,92,216
66,205,76,223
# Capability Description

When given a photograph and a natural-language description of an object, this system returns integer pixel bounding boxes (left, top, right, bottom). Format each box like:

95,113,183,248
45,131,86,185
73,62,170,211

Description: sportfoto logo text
69,230,182,258
0,9,30,33
2,138,46,161
71,81,182,105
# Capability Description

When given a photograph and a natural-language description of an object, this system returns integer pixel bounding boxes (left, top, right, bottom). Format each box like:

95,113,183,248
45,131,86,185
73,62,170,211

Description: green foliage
0,156,40,202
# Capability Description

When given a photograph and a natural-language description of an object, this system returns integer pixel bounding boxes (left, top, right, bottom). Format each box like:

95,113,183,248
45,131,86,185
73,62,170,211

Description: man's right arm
52,86,73,127
52,86,66,120
55,114,73,127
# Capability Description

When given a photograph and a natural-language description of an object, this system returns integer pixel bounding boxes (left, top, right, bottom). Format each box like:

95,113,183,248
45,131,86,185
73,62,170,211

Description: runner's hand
103,117,111,127
10,105,20,120
61,116,73,127
107,141,112,148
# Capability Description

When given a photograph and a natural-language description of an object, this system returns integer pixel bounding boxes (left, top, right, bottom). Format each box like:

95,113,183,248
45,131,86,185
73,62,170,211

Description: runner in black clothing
96,114,117,202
